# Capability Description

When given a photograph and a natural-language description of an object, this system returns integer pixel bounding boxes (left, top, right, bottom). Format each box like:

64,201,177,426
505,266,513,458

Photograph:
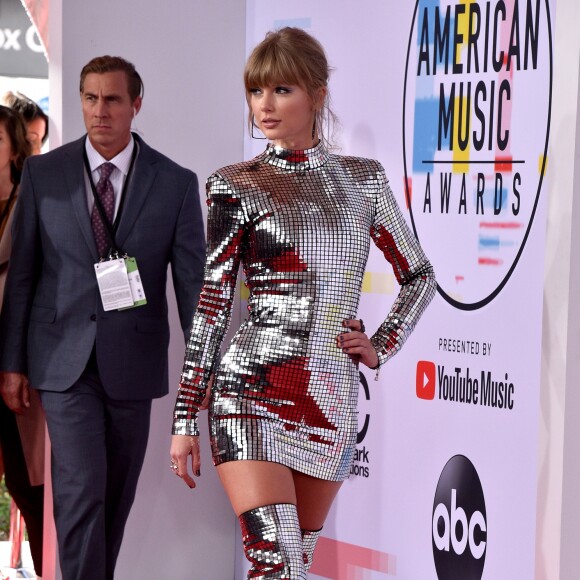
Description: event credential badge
94,257,147,311
124,256,147,307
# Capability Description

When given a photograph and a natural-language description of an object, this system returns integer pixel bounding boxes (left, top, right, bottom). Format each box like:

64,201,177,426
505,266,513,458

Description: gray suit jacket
0,134,205,400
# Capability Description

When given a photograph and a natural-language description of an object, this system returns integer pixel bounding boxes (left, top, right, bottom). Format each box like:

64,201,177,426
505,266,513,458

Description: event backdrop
240,1,554,578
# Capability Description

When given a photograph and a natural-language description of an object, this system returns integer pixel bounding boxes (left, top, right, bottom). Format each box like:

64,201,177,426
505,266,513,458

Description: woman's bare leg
216,460,296,515
217,461,305,578
217,461,343,577
293,470,342,570
292,470,342,530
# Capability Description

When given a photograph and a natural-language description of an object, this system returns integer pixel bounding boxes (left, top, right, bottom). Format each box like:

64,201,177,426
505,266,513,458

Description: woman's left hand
337,319,379,369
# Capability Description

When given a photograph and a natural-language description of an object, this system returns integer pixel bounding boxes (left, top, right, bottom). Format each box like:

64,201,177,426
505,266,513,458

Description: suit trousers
0,398,44,575
39,350,152,580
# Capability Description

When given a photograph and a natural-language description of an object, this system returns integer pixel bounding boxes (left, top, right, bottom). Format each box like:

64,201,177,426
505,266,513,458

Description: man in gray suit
0,56,205,580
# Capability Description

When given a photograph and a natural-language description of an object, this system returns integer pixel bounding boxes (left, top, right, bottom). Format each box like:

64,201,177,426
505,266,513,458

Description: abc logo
432,455,487,579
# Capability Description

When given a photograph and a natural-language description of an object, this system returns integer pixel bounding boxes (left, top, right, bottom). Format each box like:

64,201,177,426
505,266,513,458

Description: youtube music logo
415,360,516,410
417,360,436,400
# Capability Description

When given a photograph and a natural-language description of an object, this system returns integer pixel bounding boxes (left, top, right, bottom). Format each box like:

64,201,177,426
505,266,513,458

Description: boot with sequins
239,503,306,579
301,527,322,571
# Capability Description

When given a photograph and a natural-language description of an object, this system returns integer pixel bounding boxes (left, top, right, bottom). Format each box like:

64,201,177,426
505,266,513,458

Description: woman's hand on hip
337,319,379,369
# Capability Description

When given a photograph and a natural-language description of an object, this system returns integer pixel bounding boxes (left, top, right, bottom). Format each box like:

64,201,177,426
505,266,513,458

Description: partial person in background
0,105,44,578
0,56,206,580
2,92,48,156
171,27,436,578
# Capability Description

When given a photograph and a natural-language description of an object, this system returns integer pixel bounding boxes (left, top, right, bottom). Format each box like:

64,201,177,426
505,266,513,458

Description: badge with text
94,258,134,311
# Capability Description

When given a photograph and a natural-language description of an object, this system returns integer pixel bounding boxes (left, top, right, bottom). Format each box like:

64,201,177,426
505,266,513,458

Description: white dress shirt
84,135,136,220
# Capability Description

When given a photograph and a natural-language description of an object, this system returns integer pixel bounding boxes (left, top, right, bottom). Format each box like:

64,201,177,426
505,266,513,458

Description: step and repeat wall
240,1,554,578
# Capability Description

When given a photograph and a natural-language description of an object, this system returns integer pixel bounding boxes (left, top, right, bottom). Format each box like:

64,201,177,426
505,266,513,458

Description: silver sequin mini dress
173,142,435,481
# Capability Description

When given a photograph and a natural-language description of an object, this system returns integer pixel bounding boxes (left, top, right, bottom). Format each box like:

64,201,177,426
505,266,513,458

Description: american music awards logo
403,0,553,310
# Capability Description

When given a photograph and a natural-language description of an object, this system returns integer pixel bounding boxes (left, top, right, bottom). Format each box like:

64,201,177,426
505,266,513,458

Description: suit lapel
64,139,99,261
115,137,157,249
63,135,157,257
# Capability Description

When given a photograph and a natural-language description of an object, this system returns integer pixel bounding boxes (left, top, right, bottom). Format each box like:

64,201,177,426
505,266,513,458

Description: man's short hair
80,55,143,102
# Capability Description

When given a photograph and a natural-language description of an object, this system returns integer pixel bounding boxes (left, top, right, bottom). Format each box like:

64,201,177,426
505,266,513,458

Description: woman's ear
313,86,327,111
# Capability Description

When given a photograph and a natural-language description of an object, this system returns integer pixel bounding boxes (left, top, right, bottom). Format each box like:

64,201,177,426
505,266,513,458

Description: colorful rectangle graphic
311,536,396,578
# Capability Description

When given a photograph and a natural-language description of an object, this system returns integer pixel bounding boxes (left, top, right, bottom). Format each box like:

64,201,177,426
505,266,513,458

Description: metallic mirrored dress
173,141,435,481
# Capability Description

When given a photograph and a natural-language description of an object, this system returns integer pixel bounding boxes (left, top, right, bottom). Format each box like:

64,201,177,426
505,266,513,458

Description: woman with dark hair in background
171,27,436,578
2,91,48,156
0,105,44,578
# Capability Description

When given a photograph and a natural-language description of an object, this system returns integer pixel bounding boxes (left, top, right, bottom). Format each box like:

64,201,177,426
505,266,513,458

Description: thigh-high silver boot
239,503,306,579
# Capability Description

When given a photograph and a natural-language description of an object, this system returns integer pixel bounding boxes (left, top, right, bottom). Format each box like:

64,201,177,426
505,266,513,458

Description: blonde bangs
244,44,310,93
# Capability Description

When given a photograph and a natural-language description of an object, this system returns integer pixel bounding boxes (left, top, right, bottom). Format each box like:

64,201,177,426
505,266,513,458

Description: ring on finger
170,461,178,472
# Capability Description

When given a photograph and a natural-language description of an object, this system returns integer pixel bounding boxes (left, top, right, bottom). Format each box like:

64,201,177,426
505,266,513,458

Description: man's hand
0,372,31,414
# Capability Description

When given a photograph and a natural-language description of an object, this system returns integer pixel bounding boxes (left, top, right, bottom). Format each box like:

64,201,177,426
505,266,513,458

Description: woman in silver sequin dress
171,27,436,578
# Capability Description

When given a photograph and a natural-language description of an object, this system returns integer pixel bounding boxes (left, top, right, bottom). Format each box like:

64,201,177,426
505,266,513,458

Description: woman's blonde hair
244,27,337,147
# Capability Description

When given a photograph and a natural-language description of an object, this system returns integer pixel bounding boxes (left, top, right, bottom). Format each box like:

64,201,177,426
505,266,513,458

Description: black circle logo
403,1,553,310
432,455,487,579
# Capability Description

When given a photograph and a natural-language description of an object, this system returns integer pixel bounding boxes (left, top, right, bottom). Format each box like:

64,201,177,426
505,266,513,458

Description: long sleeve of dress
172,173,247,436
369,165,436,367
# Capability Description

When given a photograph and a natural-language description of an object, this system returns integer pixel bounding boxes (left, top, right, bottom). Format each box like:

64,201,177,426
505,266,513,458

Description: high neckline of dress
262,140,330,172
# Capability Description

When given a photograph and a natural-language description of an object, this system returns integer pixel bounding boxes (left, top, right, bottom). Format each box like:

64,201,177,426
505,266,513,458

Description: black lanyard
0,182,18,232
82,140,138,259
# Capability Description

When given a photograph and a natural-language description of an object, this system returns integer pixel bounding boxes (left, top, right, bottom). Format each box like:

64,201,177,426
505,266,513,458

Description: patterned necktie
91,162,115,257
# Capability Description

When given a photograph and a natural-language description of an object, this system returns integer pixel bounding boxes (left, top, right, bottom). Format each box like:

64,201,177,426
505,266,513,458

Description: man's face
81,71,141,159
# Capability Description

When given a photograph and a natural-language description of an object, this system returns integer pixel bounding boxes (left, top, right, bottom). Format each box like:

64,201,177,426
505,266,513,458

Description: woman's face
0,122,14,178
27,116,46,155
249,83,321,150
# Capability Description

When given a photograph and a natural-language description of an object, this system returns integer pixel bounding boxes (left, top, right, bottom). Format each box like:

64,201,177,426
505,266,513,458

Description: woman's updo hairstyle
244,27,337,148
